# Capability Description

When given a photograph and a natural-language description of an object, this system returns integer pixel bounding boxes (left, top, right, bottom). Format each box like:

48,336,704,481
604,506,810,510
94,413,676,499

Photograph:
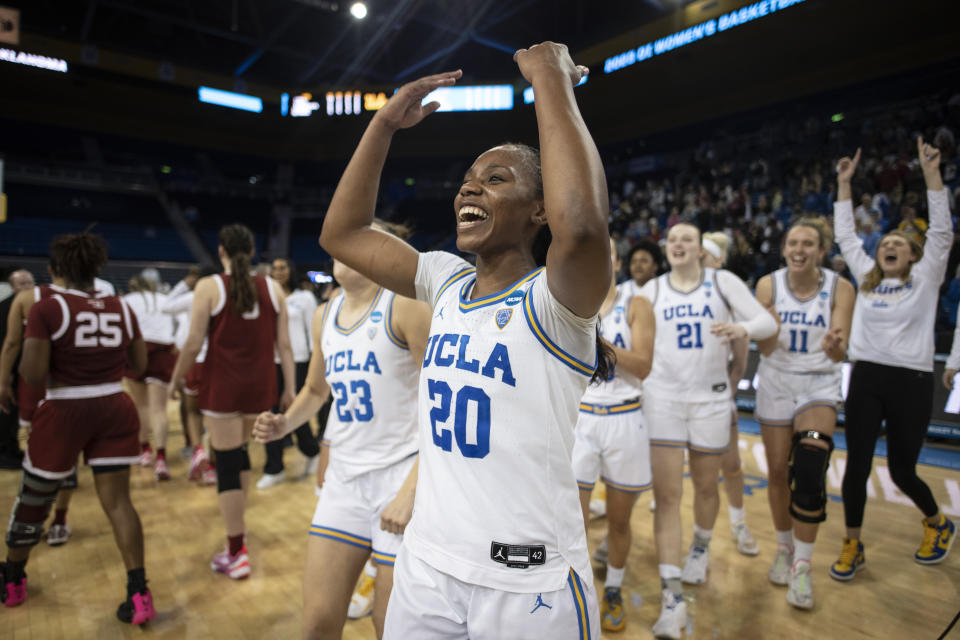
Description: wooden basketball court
1,410,958,639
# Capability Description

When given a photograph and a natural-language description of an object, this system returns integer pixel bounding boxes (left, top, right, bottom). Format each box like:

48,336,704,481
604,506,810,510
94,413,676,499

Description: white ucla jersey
122,291,175,345
581,283,643,405
641,268,735,402
762,268,840,374
407,251,597,593
319,288,419,481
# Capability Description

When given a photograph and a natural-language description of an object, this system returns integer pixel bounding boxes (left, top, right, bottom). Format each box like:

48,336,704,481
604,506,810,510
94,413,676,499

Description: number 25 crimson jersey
25,287,141,386
406,251,598,594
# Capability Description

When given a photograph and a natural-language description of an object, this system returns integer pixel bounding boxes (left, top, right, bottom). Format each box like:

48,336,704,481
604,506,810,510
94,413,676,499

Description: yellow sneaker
600,587,626,632
347,569,375,619
915,515,956,565
829,538,865,581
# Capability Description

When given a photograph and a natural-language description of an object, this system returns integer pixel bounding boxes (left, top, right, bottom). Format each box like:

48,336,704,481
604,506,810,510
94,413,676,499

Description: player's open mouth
458,205,489,229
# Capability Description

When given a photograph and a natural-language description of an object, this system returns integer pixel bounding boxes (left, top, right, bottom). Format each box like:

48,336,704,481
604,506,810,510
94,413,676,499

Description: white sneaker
769,544,793,586
652,589,686,639
46,523,72,546
731,521,759,556
138,449,153,467
347,569,375,619
589,498,606,517
681,546,709,584
786,561,814,610
256,472,285,489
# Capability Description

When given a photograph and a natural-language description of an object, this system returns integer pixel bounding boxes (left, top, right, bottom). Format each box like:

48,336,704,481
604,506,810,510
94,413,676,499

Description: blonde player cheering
572,237,654,633
754,218,854,609
831,141,956,579
254,239,431,640
319,42,613,640
639,222,776,638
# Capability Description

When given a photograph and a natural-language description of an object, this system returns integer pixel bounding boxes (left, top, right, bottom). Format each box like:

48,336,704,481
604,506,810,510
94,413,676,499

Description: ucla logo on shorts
370,311,383,323
495,308,513,330
504,292,524,306
367,327,377,340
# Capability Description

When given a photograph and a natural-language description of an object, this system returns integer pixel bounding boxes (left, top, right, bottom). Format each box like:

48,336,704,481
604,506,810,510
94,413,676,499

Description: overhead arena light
197,86,263,113
350,2,367,19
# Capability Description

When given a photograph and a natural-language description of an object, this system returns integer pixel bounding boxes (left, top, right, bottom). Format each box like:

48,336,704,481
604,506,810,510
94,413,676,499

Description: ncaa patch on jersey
370,311,383,323
505,291,524,306
495,308,513,330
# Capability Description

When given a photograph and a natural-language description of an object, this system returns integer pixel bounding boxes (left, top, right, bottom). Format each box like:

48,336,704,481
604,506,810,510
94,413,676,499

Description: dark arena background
1,0,959,638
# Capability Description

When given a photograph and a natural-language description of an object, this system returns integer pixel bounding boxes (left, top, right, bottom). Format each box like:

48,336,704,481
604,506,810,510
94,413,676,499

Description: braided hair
498,142,615,384
219,224,257,315
48,233,108,290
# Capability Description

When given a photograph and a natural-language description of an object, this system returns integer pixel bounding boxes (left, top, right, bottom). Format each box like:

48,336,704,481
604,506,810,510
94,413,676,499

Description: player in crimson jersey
169,224,296,579
1,233,156,625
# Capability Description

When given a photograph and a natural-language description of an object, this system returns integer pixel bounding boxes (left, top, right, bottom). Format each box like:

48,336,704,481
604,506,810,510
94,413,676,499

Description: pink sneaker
2,574,26,607
139,449,153,467
188,447,208,481
117,589,156,624
211,546,250,579
154,457,170,481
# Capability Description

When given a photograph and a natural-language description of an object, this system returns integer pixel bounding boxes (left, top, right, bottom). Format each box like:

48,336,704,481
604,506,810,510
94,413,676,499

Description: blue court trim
307,525,372,550
433,267,476,307
737,416,960,471
602,476,653,494
567,569,591,640
579,400,642,415
384,292,409,350
457,267,543,312
333,288,384,335
523,282,597,377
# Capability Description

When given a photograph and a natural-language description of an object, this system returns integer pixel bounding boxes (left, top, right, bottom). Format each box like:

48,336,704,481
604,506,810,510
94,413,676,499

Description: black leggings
263,362,321,474
841,361,939,528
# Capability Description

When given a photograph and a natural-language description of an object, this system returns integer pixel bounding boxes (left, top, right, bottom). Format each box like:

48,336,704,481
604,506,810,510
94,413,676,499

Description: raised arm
160,280,194,315
912,138,951,283
834,149,875,280
319,71,462,298
516,43,610,317
753,275,781,356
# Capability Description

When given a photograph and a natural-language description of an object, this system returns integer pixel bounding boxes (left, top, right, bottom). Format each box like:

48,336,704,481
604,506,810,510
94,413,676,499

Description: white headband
702,238,723,260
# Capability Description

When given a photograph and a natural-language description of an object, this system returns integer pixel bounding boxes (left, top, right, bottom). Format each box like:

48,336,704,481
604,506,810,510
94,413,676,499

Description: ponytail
218,224,257,315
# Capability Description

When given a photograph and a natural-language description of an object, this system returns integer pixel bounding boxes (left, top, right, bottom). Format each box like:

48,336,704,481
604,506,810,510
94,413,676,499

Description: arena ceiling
11,0,681,88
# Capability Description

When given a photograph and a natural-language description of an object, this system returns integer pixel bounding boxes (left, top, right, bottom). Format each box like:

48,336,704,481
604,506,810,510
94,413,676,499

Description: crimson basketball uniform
17,285,55,427
22,287,142,477
198,274,279,415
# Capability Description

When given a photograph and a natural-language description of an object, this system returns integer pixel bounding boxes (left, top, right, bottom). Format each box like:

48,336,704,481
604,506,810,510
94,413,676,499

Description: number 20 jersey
319,289,419,481
641,268,735,402
406,251,598,593
761,267,840,374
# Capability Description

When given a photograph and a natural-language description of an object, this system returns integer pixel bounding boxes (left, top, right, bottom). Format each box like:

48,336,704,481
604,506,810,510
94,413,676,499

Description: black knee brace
788,430,834,523
215,445,249,494
5,471,61,548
